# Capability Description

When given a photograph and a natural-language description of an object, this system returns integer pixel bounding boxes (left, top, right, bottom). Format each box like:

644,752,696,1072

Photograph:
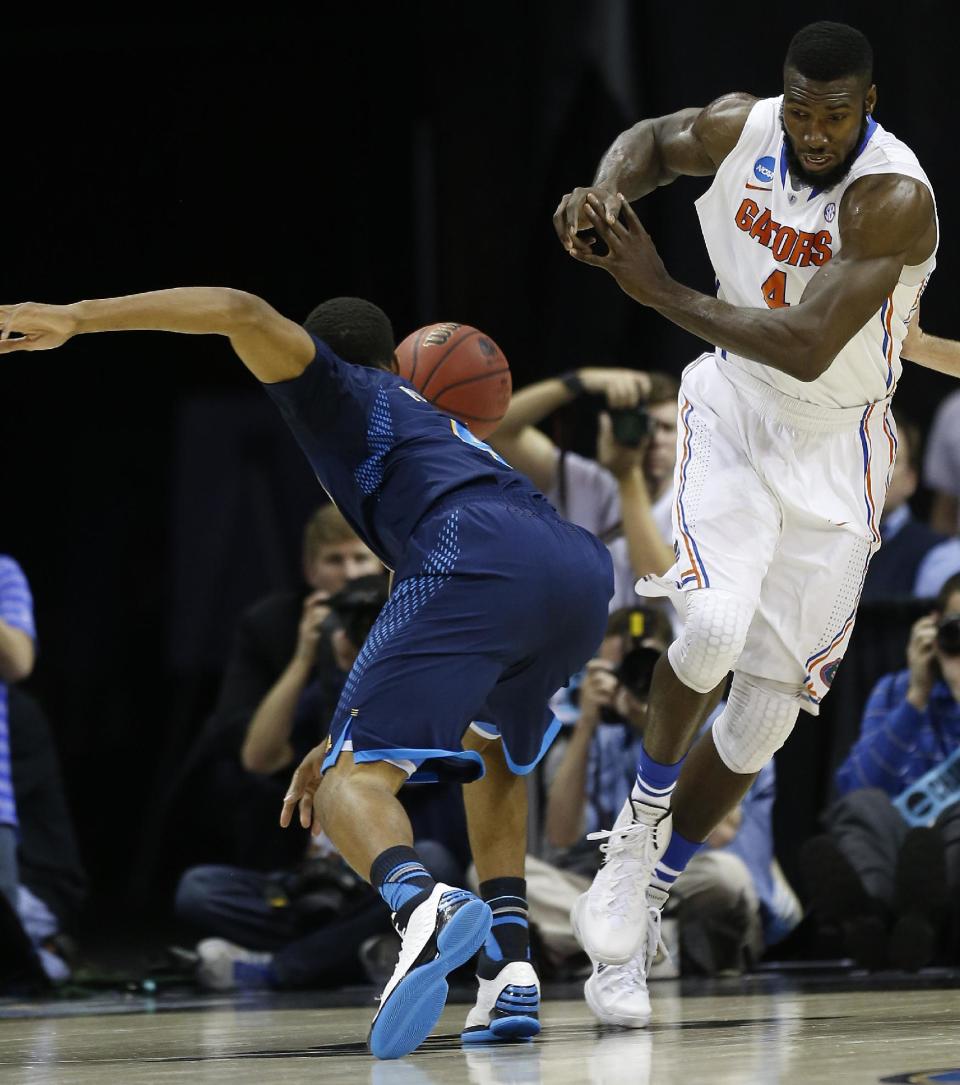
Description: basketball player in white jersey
552,20,948,1026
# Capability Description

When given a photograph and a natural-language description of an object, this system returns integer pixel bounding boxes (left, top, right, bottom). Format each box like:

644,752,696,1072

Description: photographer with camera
176,570,469,991
803,572,960,971
489,367,679,608
161,505,385,876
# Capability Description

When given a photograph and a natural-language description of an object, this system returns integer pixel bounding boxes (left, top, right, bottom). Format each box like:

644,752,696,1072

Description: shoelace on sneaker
602,904,667,994
587,821,660,916
644,904,667,968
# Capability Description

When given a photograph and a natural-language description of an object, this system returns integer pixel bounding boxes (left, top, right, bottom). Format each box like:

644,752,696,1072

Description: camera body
598,643,660,723
608,405,653,448
323,574,390,651
582,390,653,449
936,613,960,657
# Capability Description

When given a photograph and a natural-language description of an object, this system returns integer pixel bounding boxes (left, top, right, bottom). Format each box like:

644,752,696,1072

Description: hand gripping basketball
571,194,673,308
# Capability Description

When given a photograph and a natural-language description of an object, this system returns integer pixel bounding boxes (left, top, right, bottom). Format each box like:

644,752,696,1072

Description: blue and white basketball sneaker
368,883,492,1060
461,960,541,1043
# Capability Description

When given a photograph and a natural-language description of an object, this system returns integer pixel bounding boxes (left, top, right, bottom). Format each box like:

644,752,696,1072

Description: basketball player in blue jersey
551,21,953,1028
0,289,613,1058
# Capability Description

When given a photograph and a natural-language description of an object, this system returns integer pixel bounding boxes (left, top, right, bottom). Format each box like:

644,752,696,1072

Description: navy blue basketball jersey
262,333,538,568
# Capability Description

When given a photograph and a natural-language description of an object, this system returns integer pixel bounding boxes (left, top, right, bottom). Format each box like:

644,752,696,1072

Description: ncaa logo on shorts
753,156,776,183
824,202,837,222
820,660,841,688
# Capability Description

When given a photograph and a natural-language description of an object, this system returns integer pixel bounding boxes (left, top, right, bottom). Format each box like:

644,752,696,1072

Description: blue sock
478,877,529,979
651,827,703,896
370,845,436,928
631,742,684,810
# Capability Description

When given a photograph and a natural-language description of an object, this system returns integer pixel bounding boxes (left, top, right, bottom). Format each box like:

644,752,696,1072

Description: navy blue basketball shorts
321,492,614,784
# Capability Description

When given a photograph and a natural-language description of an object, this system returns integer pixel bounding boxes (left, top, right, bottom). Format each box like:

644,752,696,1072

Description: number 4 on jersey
761,269,790,309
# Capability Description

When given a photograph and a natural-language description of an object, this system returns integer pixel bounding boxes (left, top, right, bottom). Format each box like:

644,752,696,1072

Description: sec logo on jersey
754,156,776,183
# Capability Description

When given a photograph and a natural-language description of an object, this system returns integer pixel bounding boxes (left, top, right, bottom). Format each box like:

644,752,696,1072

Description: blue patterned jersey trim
354,388,394,497
335,509,461,714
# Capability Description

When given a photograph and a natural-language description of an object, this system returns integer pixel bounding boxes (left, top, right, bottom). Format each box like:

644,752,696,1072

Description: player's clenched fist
553,186,623,256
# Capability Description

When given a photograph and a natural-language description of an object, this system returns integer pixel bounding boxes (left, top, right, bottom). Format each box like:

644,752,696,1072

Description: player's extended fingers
280,767,305,826
587,193,627,241
0,304,24,342
563,191,592,238
299,789,314,830
584,201,622,252
279,796,297,828
553,194,576,245
602,191,625,225
0,336,32,354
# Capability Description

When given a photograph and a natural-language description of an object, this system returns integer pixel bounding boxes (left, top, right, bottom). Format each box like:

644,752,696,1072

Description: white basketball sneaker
461,959,541,1043
583,888,668,1028
571,799,672,964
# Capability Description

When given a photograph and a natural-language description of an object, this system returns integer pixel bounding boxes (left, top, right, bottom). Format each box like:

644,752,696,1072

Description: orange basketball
395,322,512,439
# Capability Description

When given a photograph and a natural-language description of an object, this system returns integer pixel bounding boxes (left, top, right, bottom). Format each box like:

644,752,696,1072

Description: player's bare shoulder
691,93,758,169
839,173,937,264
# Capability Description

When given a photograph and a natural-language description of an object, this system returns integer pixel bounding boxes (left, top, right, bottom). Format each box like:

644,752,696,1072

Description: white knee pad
712,672,801,775
666,589,754,694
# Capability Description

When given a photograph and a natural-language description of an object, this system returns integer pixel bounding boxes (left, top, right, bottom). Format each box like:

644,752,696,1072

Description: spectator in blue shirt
862,417,960,604
0,556,36,911
802,572,960,971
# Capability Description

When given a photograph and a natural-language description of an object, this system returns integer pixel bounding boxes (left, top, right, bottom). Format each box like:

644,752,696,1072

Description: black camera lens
609,406,653,448
326,574,389,650
616,645,661,700
936,613,960,657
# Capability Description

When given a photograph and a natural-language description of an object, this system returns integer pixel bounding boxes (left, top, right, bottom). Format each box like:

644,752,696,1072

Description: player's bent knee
667,589,755,694
712,672,801,775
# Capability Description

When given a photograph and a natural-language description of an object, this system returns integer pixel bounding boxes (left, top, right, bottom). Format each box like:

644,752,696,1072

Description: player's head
781,21,877,191
304,297,398,372
302,504,383,593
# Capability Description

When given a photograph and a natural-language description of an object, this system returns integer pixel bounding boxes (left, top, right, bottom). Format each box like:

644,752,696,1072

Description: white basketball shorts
637,353,896,715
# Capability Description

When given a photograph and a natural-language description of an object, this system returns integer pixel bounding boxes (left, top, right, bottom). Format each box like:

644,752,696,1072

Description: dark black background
0,3,953,911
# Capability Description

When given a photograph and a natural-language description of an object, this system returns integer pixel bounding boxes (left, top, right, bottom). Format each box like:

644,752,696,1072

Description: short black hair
303,296,396,370
784,21,873,88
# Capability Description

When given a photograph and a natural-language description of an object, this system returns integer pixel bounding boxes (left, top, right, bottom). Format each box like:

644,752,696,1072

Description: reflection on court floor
2,980,960,1084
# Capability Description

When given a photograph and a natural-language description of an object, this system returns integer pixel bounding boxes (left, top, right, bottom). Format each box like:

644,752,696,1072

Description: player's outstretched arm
902,304,960,379
0,288,315,383
574,174,936,383
553,93,755,256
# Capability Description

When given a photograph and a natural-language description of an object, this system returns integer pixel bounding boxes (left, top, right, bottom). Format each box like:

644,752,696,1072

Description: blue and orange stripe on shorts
675,397,710,589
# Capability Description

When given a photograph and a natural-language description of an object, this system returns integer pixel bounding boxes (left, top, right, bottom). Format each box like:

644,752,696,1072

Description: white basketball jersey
695,96,937,408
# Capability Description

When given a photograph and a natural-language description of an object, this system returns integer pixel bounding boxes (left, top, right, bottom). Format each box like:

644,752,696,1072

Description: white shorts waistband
718,360,889,432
